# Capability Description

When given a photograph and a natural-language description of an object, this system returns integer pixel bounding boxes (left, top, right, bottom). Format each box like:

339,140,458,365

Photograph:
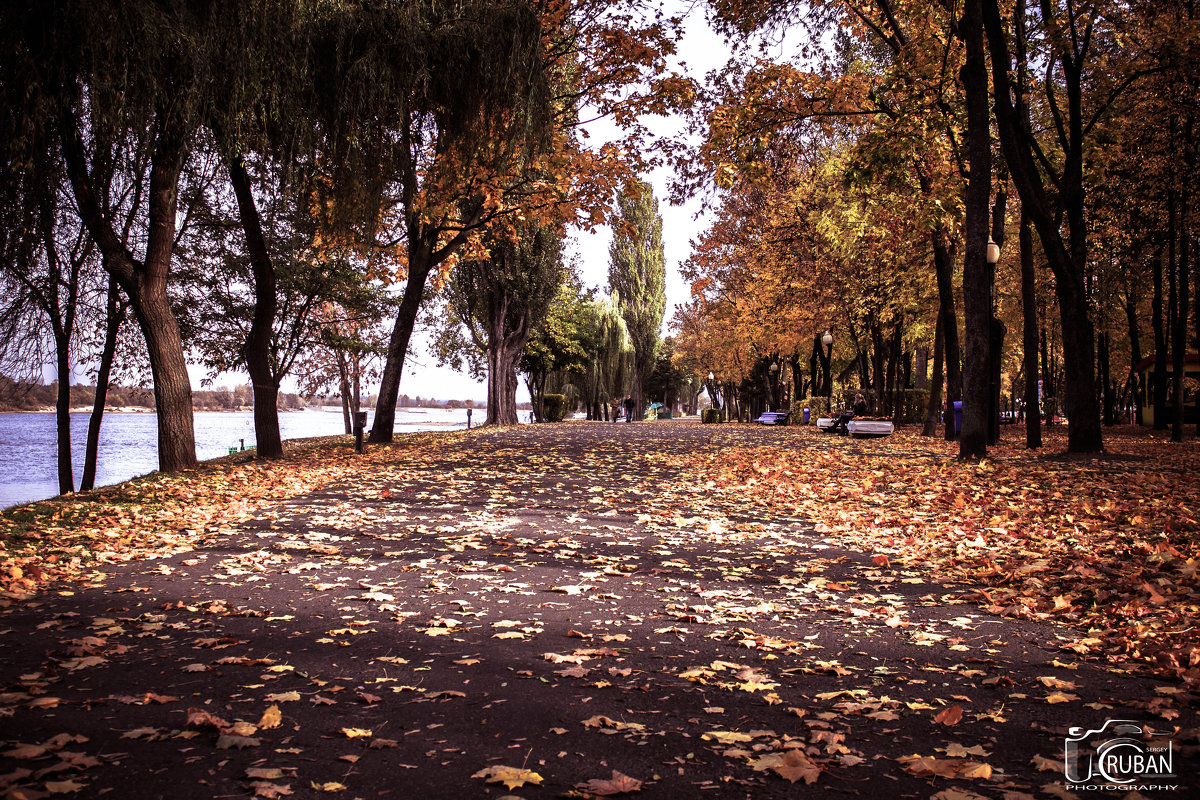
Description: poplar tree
608,180,666,418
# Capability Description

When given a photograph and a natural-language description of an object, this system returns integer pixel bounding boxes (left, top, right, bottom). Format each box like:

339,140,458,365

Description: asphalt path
0,421,1195,799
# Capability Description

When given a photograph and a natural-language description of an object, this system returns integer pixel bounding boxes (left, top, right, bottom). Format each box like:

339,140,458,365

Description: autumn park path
1,421,1198,799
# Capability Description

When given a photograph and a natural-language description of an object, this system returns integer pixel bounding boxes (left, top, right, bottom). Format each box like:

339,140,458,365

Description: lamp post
821,330,834,413
707,371,717,412
769,361,779,411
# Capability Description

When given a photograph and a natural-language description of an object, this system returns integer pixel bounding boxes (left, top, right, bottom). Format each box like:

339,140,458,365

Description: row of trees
431,178,672,424
0,0,689,494
674,0,1198,454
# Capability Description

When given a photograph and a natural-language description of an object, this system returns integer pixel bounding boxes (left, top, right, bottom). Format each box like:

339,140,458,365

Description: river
0,407,478,510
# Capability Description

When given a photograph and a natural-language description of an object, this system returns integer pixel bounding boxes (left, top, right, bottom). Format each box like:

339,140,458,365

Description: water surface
0,408,472,509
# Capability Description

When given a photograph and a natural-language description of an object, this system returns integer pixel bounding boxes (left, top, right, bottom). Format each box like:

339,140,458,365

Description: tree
521,282,591,422
609,180,666,418
436,221,567,426
979,0,1158,452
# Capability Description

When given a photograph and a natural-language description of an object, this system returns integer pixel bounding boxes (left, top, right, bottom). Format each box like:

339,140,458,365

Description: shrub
701,408,723,424
542,394,569,422
796,396,829,420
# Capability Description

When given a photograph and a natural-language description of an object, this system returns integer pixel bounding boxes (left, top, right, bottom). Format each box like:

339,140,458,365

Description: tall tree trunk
59,111,198,471
923,311,945,437
226,152,283,459
54,337,74,495
134,290,199,471
984,0,1103,452
82,276,125,491
1123,283,1143,426
370,243,435,443
988,189,1008,445
958,0,993,459
1172,190,1190,442
1098,331,1114,426
1153,248,1168,429
868,318,885,412
1019,211,1042,448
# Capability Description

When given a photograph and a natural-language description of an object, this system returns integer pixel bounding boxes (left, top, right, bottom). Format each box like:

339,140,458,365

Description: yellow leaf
258,705,282,729
339,727,372,739
472,765,544,790
265,691,301,703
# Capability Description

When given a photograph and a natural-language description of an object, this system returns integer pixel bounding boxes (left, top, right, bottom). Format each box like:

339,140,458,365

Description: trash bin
952,401,963,439
802,407,811,424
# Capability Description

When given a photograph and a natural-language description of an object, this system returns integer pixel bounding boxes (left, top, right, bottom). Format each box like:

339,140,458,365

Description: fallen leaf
472,765,544,790
576,769,644,795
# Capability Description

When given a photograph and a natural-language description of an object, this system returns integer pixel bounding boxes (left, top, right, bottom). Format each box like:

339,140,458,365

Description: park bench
754,411,789,425
847,418,894,438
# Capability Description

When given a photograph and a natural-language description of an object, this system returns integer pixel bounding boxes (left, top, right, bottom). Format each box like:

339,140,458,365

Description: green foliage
702,408,724,424
895,389,929,424
796,397,830,419
608,179,666,413
542,393,569,423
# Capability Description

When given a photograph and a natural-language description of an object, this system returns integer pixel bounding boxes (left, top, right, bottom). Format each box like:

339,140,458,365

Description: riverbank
0,421,1197,798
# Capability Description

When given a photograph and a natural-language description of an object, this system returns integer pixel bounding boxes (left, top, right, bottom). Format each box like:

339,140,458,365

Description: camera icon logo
1064,719,1175,787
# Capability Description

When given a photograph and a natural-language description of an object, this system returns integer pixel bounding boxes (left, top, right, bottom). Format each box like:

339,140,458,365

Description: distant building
1135,352,1199,426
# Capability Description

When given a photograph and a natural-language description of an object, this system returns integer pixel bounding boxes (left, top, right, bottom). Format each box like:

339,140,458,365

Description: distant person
853,393,868,417
612,398,621,423
624,395,634,423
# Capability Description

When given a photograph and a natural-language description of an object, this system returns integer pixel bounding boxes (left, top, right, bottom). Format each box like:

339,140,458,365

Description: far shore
0,405,487,415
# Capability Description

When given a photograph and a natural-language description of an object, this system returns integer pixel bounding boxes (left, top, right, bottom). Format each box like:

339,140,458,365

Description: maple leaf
44,779,87,794
750,749,822,783
933,704,964,725
576,769,644,795
310,781,346,792
216,734,261,749
186,708,230,730
265,691,301,703
258,705,282,729
471,765,544,790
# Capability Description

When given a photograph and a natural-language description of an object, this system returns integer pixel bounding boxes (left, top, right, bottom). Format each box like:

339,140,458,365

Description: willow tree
437,222,567,426
0,0,224,471
608,180,666,418
357,1,557,443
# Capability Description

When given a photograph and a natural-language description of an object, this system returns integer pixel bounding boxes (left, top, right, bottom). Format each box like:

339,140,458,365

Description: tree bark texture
1019,211,1042,448
371,243,435,443
226,153,283,459
983,0,1103,452
958,0,993,459
922,312,945,437
59,109,198,471
82,276,125,491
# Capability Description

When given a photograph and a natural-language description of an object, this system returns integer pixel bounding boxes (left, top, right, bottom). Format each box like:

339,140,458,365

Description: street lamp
821,331,834,413
986,236,1000,266
707,372,717,411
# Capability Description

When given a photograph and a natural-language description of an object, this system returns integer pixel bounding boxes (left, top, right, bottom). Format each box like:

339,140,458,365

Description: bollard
354,411,368,454
467,408,472,429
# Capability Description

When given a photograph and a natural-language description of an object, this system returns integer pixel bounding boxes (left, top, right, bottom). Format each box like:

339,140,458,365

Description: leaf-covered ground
0,421,1197,799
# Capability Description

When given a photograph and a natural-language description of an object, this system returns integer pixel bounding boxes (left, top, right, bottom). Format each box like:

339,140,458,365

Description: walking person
624,395,635,423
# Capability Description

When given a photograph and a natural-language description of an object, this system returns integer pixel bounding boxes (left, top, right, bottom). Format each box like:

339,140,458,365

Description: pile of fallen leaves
696,425,1200,680
0,433,461,604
